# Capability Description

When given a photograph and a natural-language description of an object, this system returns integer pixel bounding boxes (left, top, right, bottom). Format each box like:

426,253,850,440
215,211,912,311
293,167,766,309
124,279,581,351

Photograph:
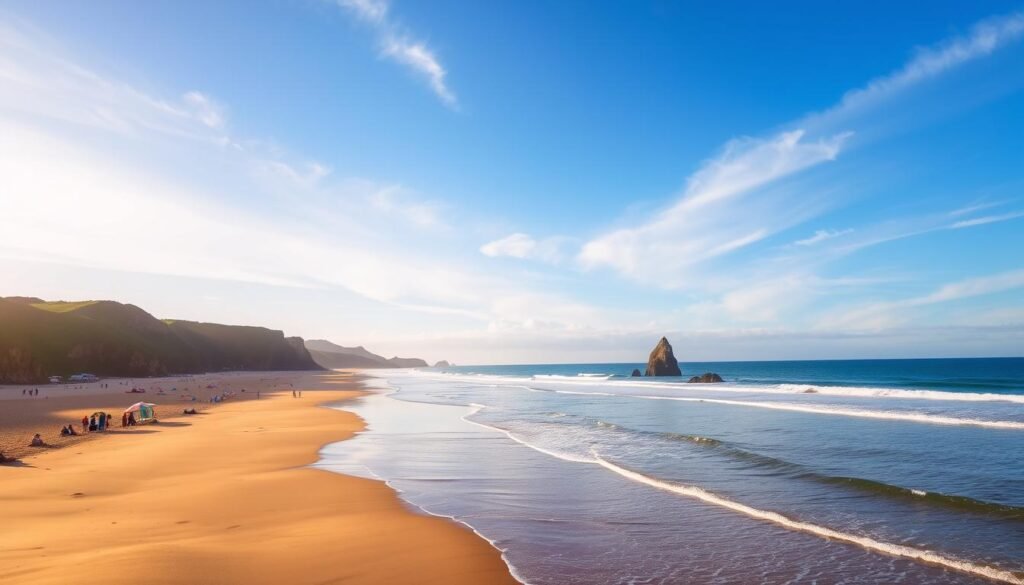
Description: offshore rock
687,372,724,383
644,337,681,377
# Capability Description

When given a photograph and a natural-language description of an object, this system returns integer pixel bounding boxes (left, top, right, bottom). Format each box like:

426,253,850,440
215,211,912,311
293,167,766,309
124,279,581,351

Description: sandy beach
0,371,518,585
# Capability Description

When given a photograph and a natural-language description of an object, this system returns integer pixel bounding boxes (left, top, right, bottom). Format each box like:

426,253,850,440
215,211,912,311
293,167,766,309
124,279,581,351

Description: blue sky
1,1,1023,364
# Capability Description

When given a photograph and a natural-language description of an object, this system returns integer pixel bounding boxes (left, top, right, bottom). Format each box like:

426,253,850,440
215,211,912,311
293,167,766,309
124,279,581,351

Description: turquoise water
318,358,1024,584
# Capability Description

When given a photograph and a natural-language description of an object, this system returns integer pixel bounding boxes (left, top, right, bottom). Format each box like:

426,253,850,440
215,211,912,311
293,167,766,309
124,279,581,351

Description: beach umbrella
124,402,157,422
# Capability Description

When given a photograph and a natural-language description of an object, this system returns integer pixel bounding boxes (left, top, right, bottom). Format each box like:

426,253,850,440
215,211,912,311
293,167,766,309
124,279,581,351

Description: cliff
0,297,321,384
305,339,429,369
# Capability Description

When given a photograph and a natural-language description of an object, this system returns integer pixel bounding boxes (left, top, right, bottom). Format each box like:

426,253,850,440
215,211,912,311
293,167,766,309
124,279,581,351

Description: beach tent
124,402,157,423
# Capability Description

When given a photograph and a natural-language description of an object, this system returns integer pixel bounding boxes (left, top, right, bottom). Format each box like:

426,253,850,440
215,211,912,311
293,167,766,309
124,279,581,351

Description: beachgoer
89,415,98,432
127,412,136,426
121,412,128,427
68,424,78,436
98,412,106,431
61,425,70,437
30,433,45,447
82,416,89,433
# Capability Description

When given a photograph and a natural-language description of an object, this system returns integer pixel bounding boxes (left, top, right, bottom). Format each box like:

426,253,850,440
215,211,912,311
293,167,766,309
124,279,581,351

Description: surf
592,454,1024,585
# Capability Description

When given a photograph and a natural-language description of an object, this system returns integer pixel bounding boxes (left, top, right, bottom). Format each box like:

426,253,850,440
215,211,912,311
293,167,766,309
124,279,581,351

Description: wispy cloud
820,269,1024,330
182,91,226,129
0,19,623,347
367,184,445,229
480,233,569,264
794,228,853,246
335,0,457,107
829,11,1024,116
581,10,1024,294
579,130,851,284
949,210,1024,229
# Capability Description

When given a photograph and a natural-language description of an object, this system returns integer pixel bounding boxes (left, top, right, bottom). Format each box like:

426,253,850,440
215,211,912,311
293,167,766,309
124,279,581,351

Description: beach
0,371,518,585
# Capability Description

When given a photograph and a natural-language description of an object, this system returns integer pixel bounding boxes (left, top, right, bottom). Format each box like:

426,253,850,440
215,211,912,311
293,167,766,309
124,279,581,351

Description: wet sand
0,371,518,585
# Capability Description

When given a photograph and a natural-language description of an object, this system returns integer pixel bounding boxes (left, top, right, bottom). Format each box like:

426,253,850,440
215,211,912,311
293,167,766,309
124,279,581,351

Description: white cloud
182,91,226,129
678,130,849,211
368,185,444,228
579,130,851,284
794,228,853,246
580,10,1024,293
949,211,1024,229
819,269,1024,330
337,0,388,23
335,0,457,107
833,12,1024,115
918,269,1024,304
481,233,536,258
480,233,568,263
381,36,456,107
0,21,629,351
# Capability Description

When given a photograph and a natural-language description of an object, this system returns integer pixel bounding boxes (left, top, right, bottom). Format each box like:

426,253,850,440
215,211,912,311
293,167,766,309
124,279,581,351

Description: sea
315,358,1024,585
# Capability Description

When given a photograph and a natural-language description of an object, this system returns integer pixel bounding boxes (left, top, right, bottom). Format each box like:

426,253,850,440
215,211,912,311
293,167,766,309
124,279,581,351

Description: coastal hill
305,339,429,369
0,297,321,384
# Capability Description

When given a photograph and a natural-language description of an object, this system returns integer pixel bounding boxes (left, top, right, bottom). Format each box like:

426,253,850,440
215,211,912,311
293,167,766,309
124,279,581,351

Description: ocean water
316,358,1024,584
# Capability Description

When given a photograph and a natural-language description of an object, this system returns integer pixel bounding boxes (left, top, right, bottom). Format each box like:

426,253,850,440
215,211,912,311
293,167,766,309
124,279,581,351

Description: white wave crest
548,389,1024,430
401,369,1024,404
593,455,1024,585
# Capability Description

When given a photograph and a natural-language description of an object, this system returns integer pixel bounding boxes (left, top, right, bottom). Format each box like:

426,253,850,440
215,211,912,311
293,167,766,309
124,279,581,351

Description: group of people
80,412,117,432
22,388,40,396
291,390,303,398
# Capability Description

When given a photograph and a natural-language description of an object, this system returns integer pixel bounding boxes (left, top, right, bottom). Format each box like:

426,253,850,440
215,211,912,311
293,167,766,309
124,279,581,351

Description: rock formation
687,372,724,383
644,337,681,377
631,368,642,377
434,360,451,368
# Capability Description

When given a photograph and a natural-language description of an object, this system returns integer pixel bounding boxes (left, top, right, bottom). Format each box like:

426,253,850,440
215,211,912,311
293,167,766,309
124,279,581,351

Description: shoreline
0,370,519,585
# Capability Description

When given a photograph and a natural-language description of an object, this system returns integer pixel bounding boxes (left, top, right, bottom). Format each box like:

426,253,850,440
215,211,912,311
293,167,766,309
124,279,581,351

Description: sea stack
644,337,682,377
631,368,642,377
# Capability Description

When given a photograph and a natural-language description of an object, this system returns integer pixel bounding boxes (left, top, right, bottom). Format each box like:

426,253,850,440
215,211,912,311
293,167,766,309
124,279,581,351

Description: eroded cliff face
645,337,682,377
0,297,320,384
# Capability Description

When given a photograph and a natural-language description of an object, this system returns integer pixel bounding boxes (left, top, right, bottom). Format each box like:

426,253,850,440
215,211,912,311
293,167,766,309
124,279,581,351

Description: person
89,415,98,432
68,424,78,436
121,412,128,427
30,433,45,447
61,425,71,437
22,389,25,396
292,390,296,398
81,415,89,433
127,412,136,426
98,412,106,431
0,451,16,464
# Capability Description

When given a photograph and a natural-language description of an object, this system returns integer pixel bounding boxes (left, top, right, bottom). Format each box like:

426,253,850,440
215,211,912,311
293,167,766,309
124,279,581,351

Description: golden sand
0,372,518,585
